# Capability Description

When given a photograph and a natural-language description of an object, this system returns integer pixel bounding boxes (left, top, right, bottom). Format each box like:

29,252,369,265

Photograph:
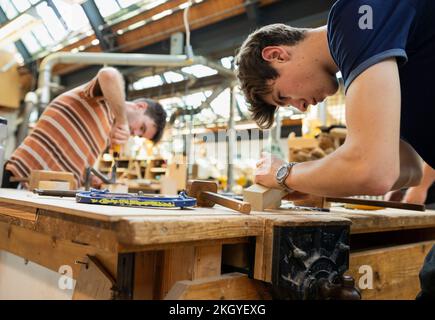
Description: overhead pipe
37,52,235,106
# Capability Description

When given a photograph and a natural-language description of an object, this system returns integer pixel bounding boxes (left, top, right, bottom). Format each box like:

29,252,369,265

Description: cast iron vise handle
318,275,361,300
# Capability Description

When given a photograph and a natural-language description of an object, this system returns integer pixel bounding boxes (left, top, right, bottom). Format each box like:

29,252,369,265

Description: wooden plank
254,228,266,281
348,241,435,300
120,237,249,253
154,244,224,299
0,189,261,221
73,256,115,300
0,201,37,221
193,245,222,280
260,206,435,235
156,246,195,299
133,251,161,300
0,210,119,253
0,222,117,277
118,215,263,246
165,273,272,300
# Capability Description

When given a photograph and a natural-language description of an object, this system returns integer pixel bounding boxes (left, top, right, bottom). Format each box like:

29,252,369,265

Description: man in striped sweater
2,67,167,189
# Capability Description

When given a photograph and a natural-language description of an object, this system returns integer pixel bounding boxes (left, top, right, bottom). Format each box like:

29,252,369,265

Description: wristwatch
276,162,297,192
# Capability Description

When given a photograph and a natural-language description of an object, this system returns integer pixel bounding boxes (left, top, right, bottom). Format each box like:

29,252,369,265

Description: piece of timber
348,241,435,300
0,190,263,248
326,197,425,211
165,273,272,300
73,255,116,300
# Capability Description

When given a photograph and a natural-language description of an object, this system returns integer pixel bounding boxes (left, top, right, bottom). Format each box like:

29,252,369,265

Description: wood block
38,180,71,191
160,176,178,195
164,273,272,300
166,161,187,191
29,170,75,191
243,184,286,211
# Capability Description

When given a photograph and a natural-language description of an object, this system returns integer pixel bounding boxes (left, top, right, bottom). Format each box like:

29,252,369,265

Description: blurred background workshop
0,0,434,301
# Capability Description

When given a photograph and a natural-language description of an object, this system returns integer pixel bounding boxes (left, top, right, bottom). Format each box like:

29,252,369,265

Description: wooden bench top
0,189,434,247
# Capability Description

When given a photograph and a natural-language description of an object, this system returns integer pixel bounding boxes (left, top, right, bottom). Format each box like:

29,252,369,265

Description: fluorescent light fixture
0,14,42,47
179,2,190,9
127,20,146,30
151,9,173,21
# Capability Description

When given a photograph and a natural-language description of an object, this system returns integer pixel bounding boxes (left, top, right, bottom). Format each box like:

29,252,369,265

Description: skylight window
20,32,41,53
182,92,208,108
163,71,184,83
36,2,67,41
52,0,89,31
11,0,31,12
181,64,218,78
94,0,120,18
132,75,164,90
0,0,19,19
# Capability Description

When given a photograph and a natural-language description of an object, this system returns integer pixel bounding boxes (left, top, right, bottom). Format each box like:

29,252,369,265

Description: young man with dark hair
2,67,167,189
236,0,434,299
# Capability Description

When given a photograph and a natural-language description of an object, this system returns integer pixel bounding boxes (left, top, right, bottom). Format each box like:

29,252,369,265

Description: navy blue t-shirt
327,0,435,168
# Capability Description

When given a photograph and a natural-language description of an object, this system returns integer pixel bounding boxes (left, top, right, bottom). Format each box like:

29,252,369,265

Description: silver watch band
279,162,297,192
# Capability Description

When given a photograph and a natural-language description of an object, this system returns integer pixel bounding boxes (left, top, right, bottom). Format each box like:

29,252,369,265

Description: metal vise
272,225,361,300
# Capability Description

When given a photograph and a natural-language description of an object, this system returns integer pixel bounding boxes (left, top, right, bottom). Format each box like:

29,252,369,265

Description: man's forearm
98,68,128,124
285,144,396,197
415,162,435,191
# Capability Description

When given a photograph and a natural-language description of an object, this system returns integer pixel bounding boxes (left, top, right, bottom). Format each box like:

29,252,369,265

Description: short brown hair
235,24,307,129
134,98,167,144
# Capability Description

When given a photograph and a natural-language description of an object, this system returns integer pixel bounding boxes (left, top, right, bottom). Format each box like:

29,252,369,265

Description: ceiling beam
80,0,116,51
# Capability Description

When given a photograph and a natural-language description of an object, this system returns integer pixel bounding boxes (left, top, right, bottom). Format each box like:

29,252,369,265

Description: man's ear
262,46,290,63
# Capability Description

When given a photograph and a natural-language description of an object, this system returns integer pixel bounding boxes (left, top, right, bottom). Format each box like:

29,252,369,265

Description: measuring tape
76,190,197,209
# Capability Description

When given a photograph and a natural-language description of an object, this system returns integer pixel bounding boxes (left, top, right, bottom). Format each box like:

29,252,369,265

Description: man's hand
254,152,286,189
110,122,130,145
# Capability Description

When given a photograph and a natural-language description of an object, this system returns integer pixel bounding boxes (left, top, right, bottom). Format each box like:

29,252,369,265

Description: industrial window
51,0,89,32
93,0,120,18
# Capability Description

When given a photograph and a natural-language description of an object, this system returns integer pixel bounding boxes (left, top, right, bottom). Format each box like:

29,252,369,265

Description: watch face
277,165,287,180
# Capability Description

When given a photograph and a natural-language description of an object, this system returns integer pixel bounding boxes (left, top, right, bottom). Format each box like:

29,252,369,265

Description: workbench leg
114,253,135,300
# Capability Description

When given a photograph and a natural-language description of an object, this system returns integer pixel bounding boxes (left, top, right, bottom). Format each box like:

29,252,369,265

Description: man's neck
307,26,339,75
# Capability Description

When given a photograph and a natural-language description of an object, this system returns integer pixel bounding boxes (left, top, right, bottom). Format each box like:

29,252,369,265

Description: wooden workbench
0,189,434,300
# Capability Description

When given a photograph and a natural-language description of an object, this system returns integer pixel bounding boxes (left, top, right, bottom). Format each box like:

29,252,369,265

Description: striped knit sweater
7,76,114,188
